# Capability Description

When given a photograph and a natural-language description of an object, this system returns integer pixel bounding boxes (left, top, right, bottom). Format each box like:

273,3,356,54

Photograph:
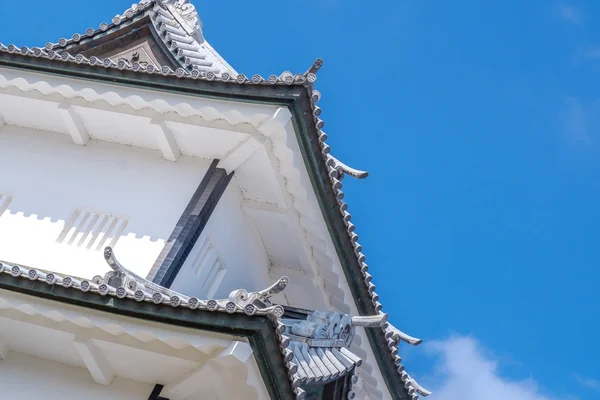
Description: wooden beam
73,335,115,385
58,103,90,145
217,135,264,174
147,160,233,287
151,119,181,161
148,384,169,400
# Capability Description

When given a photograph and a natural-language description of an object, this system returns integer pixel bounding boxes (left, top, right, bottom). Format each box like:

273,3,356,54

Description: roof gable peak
43,0,235,77
160,0,202,36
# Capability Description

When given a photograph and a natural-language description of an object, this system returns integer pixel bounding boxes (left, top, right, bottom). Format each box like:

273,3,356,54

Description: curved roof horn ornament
351,313,388,328
384,322,423,346
103,246,185,298
329,155,369,180
305,58,324,76
409,375,432,397
228,276,289,309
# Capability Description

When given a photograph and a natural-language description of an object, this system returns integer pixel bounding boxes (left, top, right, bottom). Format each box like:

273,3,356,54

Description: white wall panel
0,127,210,279
171,181,274,299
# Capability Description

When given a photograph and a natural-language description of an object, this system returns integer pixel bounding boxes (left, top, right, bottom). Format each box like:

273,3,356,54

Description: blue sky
1,0,598,398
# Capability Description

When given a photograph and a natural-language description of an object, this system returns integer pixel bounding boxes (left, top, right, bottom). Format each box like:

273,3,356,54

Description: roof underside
0,260,296,399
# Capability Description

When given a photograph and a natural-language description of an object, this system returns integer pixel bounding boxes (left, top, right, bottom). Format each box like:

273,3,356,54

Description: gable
46,0,236,76
58,16,176,70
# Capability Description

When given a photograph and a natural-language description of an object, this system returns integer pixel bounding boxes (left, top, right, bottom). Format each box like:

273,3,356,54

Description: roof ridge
0,43,308,83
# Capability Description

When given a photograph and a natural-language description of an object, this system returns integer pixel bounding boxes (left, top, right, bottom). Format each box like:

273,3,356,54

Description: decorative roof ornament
284,311,387,348
228,277,288,310
384,322,423,346
305,58,323,76
101,246,177,297
281,311,393,397
328,155,369,180
162,0,201,35
351,314,388,328
99,246,286,318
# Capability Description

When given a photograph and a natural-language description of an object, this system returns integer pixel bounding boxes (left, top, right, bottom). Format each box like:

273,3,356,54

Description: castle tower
0,1,429,399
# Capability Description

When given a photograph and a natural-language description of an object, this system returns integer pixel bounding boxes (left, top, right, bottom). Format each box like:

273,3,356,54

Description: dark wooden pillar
147,159,233,288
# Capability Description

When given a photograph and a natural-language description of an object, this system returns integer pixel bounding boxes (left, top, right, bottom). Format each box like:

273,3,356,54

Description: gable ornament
163,0,201,35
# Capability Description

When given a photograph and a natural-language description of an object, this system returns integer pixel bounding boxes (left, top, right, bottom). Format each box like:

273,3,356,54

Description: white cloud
558,97,600,144
583,46,600,60
574,374,600,392
561,97,591,143
424,336,557,400
560,4,583,24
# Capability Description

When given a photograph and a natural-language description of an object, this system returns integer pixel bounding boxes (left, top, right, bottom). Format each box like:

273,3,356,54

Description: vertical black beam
147,159,233,288
148,384,169,400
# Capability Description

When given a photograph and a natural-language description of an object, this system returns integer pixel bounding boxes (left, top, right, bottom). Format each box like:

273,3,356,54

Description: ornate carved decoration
228,276,288,318
283,311,387,348
384,322,423,346
99,246,287,318
102,246,175,296
328,155,369,180
115,47,156,69
164,0,201,35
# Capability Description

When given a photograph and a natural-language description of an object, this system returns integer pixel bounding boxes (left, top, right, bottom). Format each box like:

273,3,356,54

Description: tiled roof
0,41,307,83
45,0,236,76
283,311,382,392
0,247,287,318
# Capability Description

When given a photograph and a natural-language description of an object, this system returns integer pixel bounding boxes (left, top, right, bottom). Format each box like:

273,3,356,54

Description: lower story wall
0,352,153,400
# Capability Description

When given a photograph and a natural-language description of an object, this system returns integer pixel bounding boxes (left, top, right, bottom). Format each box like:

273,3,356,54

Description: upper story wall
0,125,287,301
170,181,273,300
0,126,209,279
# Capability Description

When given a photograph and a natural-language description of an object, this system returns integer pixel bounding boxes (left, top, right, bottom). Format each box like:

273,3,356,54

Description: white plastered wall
170,181,274,300
0,126,210,279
